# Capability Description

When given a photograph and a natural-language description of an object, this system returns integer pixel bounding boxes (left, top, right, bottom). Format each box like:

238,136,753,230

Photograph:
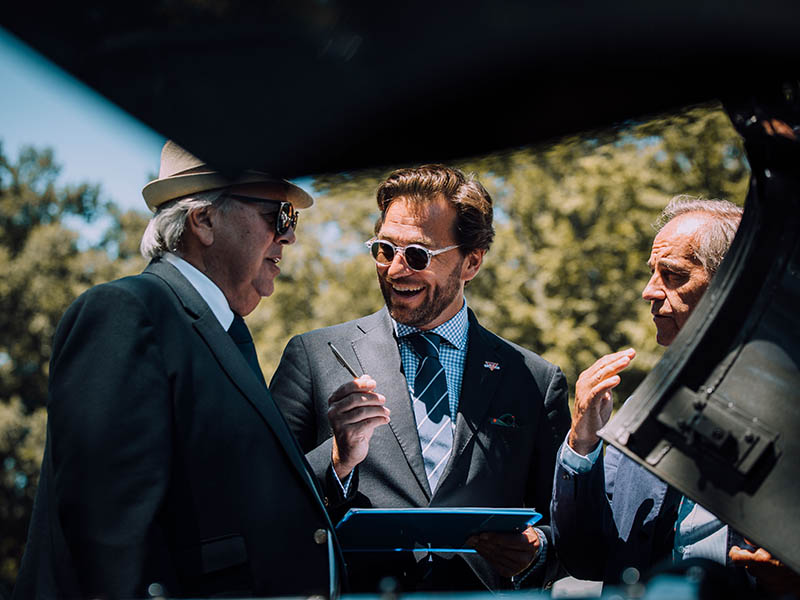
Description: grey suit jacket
14,259,343,599
271,307,570,591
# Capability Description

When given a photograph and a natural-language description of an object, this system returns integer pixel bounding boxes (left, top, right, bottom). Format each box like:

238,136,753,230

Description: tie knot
408,332,441,359
228,314,252,344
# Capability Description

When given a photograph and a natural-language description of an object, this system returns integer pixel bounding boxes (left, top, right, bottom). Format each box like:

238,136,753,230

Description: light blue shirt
558,434,728,566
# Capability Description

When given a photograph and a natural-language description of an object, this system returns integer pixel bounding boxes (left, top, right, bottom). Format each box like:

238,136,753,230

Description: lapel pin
483,361,500,371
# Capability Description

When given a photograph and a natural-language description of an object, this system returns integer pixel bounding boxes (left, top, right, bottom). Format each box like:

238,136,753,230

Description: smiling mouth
266,257,281,264
391,282,424,297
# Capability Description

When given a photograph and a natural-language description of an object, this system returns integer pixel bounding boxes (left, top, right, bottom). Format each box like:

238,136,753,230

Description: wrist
568,428,599,456
331,444,355,480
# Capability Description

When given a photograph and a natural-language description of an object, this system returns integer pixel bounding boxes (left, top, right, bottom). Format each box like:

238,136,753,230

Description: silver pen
328,342,361,378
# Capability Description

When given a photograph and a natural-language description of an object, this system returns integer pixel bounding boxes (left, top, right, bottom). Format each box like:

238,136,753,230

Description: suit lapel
145,259,330,514
351,308,432,499
438,310,504,489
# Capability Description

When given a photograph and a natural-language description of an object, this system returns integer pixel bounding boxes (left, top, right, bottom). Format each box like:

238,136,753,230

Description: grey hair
140,189,231,259
655,194,744,275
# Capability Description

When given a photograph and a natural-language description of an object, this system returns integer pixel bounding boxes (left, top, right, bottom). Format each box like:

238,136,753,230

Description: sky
0,27,166,214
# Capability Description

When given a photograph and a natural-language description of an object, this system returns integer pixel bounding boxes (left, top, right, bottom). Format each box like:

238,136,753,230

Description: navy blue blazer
551,443,681,583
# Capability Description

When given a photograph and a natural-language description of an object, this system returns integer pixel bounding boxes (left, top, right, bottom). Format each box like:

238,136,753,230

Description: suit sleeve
47,284,174,598
524,364,571,587
270,335,353,509
551,441,618,581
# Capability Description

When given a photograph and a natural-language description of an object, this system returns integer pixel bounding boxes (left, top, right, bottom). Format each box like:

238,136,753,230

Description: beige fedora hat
141,140,314,212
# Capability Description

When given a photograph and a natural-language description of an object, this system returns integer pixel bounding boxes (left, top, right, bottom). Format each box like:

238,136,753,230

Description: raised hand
568,349,635,456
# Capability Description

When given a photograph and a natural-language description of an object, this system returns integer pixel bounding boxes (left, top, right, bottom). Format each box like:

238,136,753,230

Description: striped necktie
408,332,452,493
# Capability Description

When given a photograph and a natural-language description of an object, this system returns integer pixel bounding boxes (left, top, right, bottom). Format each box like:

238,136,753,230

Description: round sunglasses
365,238,460,271
227,193,298,234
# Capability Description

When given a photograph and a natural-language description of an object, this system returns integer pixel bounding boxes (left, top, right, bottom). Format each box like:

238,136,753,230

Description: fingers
329,375,390,478
328,374,390,433
729,546,781,567
476,528,539,550
579,348,636,389
328,375,377,404
328,392,390,427
468,528,540,577
576,349,635,406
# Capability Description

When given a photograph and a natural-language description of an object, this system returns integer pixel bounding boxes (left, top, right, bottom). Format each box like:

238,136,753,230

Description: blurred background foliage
0,102,748,588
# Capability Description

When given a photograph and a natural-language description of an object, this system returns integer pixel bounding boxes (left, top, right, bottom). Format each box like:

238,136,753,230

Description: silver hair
140,189,231,259
655,194,744,275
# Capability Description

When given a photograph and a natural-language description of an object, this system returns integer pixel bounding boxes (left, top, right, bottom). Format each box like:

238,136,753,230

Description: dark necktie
228,314,267,388
408,332,453,493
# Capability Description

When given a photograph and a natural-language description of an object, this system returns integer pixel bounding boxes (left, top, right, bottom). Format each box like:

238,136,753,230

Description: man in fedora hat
14,141,345,599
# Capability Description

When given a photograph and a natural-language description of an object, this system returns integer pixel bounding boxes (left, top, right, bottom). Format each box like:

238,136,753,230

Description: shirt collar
393,298,469,351
164,253,234,330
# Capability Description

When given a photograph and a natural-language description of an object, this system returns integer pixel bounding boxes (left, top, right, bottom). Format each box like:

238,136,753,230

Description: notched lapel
352,310,432,499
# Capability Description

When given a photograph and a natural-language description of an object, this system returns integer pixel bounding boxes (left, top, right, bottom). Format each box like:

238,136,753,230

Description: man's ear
461,248,485,282
186,206,215,247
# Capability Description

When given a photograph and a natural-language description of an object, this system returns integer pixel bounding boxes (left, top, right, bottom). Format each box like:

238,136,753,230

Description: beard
378,262,464,329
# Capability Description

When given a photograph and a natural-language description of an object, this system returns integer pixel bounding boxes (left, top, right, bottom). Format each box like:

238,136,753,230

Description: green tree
0,143,148,586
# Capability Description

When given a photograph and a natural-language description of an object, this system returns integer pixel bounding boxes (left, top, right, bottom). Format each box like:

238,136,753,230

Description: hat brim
142,170,314,212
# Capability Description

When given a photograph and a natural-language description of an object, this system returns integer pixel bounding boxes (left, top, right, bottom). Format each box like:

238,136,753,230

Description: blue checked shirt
393,300,469,421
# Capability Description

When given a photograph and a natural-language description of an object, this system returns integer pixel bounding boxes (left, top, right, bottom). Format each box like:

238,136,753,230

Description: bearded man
271,164,570,592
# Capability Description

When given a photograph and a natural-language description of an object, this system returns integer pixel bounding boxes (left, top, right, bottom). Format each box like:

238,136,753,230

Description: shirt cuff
559,433,602,474
330,463,354,495
511,527,547,589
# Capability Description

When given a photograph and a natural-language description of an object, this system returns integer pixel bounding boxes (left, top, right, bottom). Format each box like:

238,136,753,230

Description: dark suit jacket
14,258,343,599
271,307,570,592
551,443,748,584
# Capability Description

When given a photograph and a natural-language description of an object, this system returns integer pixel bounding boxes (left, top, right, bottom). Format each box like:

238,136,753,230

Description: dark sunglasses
365,238,460,271
227,193,298,234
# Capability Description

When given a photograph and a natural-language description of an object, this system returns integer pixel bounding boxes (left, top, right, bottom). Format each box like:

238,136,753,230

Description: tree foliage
0,144,148,586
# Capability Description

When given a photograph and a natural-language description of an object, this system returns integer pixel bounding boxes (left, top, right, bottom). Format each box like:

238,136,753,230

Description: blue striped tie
408,332,452,493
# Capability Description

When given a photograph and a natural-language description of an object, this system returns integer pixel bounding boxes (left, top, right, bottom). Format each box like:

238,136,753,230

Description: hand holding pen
326,343,390,479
